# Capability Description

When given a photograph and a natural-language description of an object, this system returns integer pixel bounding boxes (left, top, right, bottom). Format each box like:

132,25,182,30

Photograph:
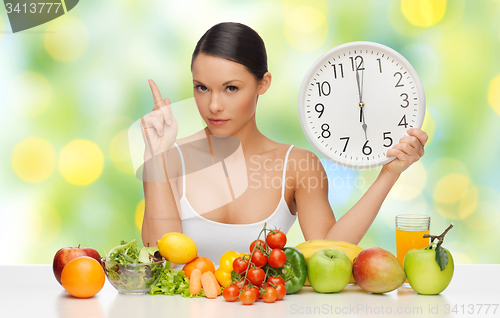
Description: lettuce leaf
149,268,206,298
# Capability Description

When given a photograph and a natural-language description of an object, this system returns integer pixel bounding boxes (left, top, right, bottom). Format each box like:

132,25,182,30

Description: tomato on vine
250,239,267,253
247,267,265,285
266,230,287,249
250,249,268,267
222,285,240,302
262,285,278,303
275,284,286,300
233,257,249,275
243,284,260,300
268,248,287,268
267,276,285,286
240,289,257,305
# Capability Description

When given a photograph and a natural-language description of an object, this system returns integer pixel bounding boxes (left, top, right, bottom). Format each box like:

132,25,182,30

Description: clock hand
361,107,367,140
356,67,363,104
356,67,367,139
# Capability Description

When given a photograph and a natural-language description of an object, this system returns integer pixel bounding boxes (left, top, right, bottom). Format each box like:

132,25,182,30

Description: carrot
201,271,221,299
189,269,202,295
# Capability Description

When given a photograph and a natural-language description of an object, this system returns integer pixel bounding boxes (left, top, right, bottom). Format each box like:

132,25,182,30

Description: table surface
1,264,499,318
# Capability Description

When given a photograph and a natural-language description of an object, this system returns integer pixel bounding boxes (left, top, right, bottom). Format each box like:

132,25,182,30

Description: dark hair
191,22,268,80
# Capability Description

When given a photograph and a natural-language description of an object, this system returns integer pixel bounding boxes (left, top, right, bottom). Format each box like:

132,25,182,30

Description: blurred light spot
434,173,470,204
135,199,145,231
458,185,478,219
488,74,500,116
59,139,104,185
44,16,89,63
463,186,500,231
8,72,52,117
401,0,447,27
110,130,134,175
388,0,425,37
421,108,435,146
427,157,469,193
284,0,328,51
12,137,56,183
389,161,426,201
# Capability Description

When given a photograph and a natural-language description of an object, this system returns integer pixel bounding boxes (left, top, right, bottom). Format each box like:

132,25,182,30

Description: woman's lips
209,119,229,126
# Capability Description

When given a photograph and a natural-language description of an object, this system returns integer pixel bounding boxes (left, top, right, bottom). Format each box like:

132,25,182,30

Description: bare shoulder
287,146,325,172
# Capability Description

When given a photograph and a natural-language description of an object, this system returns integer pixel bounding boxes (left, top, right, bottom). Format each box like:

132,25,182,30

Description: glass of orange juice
395,214,430,268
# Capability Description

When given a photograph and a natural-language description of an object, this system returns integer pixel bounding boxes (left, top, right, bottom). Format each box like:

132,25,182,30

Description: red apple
352,247,405,293
53,245,102,285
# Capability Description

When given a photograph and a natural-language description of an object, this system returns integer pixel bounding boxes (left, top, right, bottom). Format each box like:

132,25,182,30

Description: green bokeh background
1,0,500,264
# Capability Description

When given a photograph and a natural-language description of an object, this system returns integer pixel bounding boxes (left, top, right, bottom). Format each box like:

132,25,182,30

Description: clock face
298,41,426,169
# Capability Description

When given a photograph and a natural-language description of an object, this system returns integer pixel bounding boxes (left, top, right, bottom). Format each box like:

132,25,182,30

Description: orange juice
396,229,430,267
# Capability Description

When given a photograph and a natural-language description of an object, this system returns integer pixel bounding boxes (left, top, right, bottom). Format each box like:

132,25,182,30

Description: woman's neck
205,113,268,154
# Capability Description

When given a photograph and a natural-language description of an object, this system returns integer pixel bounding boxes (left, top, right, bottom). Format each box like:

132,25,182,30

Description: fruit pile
298,223,455,295
52,223,455,299
53,245,105,298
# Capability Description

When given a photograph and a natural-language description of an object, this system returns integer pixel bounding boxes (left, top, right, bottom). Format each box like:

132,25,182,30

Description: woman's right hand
141,79,178,162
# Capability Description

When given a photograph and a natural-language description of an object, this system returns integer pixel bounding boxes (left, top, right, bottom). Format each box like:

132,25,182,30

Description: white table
1,265,499,318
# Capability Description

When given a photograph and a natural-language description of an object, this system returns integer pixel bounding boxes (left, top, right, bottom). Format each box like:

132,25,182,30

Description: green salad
103,240,166,292
149,268,206,297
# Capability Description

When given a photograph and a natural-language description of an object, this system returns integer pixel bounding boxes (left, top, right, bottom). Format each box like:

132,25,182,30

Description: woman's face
191,53,270,135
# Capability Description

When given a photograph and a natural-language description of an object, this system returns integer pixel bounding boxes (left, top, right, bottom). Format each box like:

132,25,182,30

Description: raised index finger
148,79,163,104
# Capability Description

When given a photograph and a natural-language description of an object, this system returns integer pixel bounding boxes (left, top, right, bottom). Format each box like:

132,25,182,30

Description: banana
296,240,363,253
295,240,363,285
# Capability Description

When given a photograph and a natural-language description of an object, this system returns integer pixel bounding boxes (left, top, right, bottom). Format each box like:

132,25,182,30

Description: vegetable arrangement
222,223,307,305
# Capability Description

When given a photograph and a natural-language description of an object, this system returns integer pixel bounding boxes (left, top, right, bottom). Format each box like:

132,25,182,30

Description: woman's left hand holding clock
383,128,428,176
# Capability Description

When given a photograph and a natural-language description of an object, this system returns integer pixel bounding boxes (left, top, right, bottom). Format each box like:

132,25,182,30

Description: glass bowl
103,259,165,294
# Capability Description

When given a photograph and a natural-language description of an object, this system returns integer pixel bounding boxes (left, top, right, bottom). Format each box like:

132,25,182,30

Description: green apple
307,248,352,293
404,247,454,295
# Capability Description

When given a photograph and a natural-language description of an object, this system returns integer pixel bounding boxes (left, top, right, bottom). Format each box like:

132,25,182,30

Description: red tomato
268,248,287,268
267,276,285,286
250,250,268,267
247,268,265,285
243,284,260,300
266,230,287,249
275,284,286,300
249,239,267,253
262,285,278,303
233,278,248,289
233,257,249,274
240,290,257,305
222,285,240,302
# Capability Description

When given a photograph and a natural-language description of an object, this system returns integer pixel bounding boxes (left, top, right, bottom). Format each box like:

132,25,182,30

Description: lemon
156,232,198,264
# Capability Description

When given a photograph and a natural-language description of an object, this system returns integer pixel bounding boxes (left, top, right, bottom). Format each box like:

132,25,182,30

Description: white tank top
174,144,297,266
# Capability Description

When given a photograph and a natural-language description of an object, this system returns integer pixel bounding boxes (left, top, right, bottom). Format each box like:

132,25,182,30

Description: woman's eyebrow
222,80,243,85
192,79,243,86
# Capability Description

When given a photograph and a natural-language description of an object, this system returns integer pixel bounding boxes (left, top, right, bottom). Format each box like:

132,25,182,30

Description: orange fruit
183,256,215,279
61,256,105,298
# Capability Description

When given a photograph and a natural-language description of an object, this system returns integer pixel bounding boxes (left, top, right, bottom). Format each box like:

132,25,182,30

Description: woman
140,22,427,265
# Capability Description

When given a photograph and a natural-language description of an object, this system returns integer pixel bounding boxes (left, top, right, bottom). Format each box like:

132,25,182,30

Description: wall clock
298,41,425,169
